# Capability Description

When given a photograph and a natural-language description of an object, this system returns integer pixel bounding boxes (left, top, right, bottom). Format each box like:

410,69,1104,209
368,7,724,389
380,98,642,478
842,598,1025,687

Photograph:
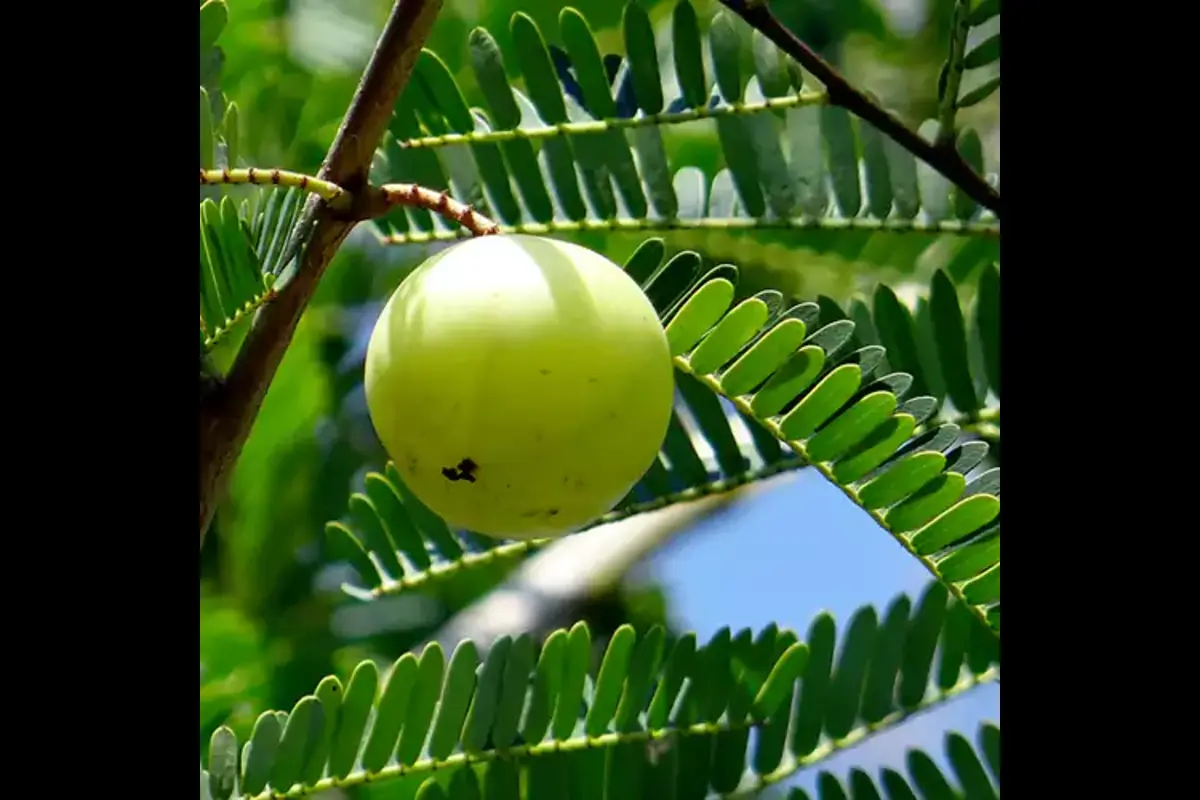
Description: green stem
935,0,973,148
724,667,999,798
399,91,828,149
378,216,1000,246
201,286,279,351
251,717,761,799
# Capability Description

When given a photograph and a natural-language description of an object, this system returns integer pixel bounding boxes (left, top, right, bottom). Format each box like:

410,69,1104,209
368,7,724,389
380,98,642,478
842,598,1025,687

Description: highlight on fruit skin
364,234,675,540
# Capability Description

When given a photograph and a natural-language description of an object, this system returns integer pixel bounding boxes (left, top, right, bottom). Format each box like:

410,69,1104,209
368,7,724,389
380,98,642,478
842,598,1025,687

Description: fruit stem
379,183,501,236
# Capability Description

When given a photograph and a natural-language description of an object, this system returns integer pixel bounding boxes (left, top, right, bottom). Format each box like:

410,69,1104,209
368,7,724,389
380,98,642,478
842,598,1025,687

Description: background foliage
200,0,1000,797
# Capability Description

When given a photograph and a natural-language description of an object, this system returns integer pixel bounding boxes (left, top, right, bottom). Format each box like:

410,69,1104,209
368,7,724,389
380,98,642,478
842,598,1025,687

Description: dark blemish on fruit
441,457,478,483
522,507,560,518
539,368,551,376
588,377,599,384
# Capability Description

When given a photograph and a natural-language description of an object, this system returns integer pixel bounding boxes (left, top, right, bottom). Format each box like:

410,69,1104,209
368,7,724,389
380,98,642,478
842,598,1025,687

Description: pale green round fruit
364,234,675,540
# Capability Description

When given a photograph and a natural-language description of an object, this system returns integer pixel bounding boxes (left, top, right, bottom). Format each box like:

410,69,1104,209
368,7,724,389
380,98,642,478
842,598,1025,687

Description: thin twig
379,183,501,235
199,167,347,204
720,0,1001,218
196,170,503,236
198,0,445,548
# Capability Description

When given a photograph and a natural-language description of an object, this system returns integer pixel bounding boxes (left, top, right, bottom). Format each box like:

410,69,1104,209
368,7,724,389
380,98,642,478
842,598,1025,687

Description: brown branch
199,0,445,548
721,0,1001,218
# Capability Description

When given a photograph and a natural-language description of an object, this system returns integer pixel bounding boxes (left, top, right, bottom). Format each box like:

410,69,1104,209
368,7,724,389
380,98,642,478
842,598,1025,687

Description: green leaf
239,711,281,796
752,641,809,719
980,722,1001,780
806,391,898,463
859,120,894,219
623,2,664,113
585,624,638,736
709,11,743,103
362,654,420,772
824,606,877,739
947,730,999,799
958,76,1001,108
859,594,912,724
552,622,592,740
955,128,985,219
429,642,480,767
969,0,1002,26
623,237,666,284
963,564,1000,605
199,87,215,165
460,637,504,755
491,633,536,749
348,493,404,580
910,494,1000,554
271,696,324,792
719,318,808,396
207,726,238,800
916,119,954,221
522,629,566,744
790,613,835,756
614,625,666,731
936,531,1000,582
821,107,862,217
751,345,825,418
788,105,829,217
647,633,696,729
832,414,917,484
673,1,708,108
396,643,446,766
327,661,378,779
752,30,791,98
665,278,736,357
300,677,342,786
199,0,227,53
645,251,702,314
779,364,862,441
964,34,1001,69
975,264,1001,397
687,296,772,374
716,117,767,217
885,472,968,533
898,583,948,708
929,269,980,414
